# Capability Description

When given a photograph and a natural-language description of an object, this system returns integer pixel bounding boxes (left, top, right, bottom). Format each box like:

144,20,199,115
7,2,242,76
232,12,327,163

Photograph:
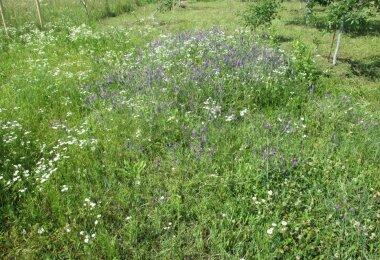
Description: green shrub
243,0,281,30
290,40,319,86
158,0,175,11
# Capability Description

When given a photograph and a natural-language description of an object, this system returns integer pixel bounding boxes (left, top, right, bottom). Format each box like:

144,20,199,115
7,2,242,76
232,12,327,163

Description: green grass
1,0,153,27
0,0,379,258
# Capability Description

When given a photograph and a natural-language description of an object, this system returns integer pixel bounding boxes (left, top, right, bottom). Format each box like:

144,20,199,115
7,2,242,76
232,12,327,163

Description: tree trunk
328,31,336,60
80,0,90,20
332,23,344,66
305,0,313,22
34,0,43,28
105,0,111,17
0,0,9,37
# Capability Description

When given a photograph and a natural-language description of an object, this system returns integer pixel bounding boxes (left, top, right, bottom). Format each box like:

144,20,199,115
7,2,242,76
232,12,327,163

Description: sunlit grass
1,0,153,27
0,0,379,258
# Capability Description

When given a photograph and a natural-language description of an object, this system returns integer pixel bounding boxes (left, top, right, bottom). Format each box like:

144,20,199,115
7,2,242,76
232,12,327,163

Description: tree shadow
285,18,380,37
157,19,187,27
187,5,214,11
284,17,307,27
274,35,293,43
341,55,380,80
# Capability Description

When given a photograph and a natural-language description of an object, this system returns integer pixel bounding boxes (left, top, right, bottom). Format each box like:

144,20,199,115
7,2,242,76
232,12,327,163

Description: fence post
34,0,43,28
0,0,9,37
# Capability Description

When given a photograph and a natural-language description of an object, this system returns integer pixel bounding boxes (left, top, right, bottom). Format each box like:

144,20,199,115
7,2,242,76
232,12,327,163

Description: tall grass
0,0,154,27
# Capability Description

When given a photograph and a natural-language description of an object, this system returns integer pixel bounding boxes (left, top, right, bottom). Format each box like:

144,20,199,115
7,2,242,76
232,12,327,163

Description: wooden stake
34,0,43,28
0,0,9,37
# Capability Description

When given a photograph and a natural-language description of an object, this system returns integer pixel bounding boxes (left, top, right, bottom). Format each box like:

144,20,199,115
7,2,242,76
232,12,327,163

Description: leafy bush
243,0,281,30
290,40,319,86
313,0,332,6
158,0,188,12
158,0,175,11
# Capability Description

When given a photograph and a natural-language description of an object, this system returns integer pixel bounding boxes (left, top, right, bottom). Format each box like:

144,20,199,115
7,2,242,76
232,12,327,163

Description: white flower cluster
83,198,97,209
68,24,99,42
267,220,288,236
1,120,23,144
0,119,98,194
78,205,102,244
203,98,221,119
79,231,96,244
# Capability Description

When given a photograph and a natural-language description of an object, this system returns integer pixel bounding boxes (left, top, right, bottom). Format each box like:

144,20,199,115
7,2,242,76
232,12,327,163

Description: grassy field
0,0,379,258
1,0,154,27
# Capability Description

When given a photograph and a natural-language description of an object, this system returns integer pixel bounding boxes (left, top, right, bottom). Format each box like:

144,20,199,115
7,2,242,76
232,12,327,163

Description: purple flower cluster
86,29,290,107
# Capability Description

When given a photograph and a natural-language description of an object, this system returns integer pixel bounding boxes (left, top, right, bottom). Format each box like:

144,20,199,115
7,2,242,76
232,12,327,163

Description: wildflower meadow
0,0,379,258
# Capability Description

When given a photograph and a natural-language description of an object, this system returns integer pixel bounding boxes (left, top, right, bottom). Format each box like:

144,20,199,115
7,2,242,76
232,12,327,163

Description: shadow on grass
100,3,136,19
285,17,380,37
157,19,187,27
341,55,380,80
274,35,293,43
187,5,215,11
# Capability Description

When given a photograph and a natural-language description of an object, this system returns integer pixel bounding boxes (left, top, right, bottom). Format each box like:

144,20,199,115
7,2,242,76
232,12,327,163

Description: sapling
34,0,43,28
80,0,90,20
243,0,282,31
157,0,181,11
304,0,329,22
328,30,336,60
105,0,112,17
305,0,314,22
332,22,343,66
326,0,378,66
0,0,8,37
158,0,176,12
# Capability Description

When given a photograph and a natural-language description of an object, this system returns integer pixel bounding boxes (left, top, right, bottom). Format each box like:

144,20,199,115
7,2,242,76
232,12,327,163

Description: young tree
0,0,9,37
34,0,43,28
303,0,332,21
243,0,282,31
79,0,90,20
158,0,181,12
325,0,378,65
305,0,314,22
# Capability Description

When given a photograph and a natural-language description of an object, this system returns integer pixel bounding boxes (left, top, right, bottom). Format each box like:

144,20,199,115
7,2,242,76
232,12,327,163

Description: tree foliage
302,0,379,65
243,0,282,30
326,0,378,30
306,0,379,31
158,0,175,11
